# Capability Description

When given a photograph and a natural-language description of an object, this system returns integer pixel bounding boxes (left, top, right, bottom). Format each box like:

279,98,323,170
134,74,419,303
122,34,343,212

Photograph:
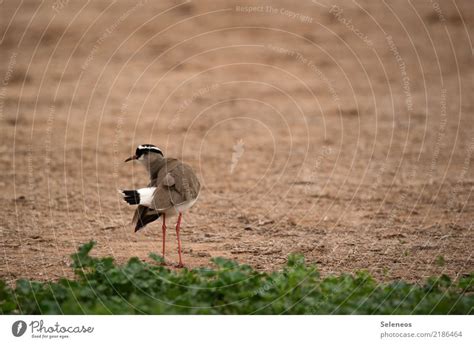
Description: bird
119,144,200,267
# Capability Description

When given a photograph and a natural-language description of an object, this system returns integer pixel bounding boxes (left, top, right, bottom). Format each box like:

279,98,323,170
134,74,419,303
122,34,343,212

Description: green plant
0,242,472,315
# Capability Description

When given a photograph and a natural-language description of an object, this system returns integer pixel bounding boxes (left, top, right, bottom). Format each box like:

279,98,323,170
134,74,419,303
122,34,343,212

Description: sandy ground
0,0,473,284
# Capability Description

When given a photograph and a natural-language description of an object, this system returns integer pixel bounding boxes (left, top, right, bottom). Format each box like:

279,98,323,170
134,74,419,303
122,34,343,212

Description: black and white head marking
136,144,164,160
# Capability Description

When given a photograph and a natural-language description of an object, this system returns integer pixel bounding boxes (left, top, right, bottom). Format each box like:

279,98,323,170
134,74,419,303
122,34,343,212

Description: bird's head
125,144,164,166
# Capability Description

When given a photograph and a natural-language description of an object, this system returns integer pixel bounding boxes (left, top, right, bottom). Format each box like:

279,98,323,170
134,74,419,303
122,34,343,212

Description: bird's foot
175,262,185,269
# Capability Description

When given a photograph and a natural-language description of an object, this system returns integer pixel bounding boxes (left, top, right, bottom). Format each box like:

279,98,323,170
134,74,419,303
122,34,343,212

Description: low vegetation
1,242,472,314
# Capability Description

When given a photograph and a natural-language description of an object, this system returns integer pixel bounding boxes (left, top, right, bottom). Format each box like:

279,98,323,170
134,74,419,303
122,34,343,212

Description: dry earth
0,0,473,284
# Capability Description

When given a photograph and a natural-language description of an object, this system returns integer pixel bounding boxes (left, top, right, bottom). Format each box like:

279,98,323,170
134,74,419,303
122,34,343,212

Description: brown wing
151,160,200,210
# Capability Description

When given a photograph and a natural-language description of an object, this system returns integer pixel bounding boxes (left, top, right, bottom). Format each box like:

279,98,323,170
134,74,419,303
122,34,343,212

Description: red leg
176,213,184,268
162,214,166,259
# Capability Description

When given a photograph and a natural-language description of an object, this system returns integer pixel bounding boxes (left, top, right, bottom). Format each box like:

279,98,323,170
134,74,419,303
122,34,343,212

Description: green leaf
0,242,471,315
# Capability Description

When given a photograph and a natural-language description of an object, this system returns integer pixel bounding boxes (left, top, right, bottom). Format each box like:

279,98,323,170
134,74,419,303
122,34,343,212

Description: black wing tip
121,190,140,205
134,213,160,232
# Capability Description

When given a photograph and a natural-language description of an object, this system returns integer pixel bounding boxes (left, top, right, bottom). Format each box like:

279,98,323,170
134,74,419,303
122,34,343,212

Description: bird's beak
124,155,137,162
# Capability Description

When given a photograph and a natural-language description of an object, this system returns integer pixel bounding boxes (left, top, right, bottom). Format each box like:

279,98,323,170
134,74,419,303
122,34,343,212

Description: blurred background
0,0,472,283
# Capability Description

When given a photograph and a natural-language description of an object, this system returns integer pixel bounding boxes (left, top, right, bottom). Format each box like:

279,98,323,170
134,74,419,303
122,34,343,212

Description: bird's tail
118,187,156,207
120,190,140,205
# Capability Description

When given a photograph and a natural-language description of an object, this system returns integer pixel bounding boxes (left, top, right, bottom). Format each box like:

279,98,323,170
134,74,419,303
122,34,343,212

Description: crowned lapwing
119,144,200,267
